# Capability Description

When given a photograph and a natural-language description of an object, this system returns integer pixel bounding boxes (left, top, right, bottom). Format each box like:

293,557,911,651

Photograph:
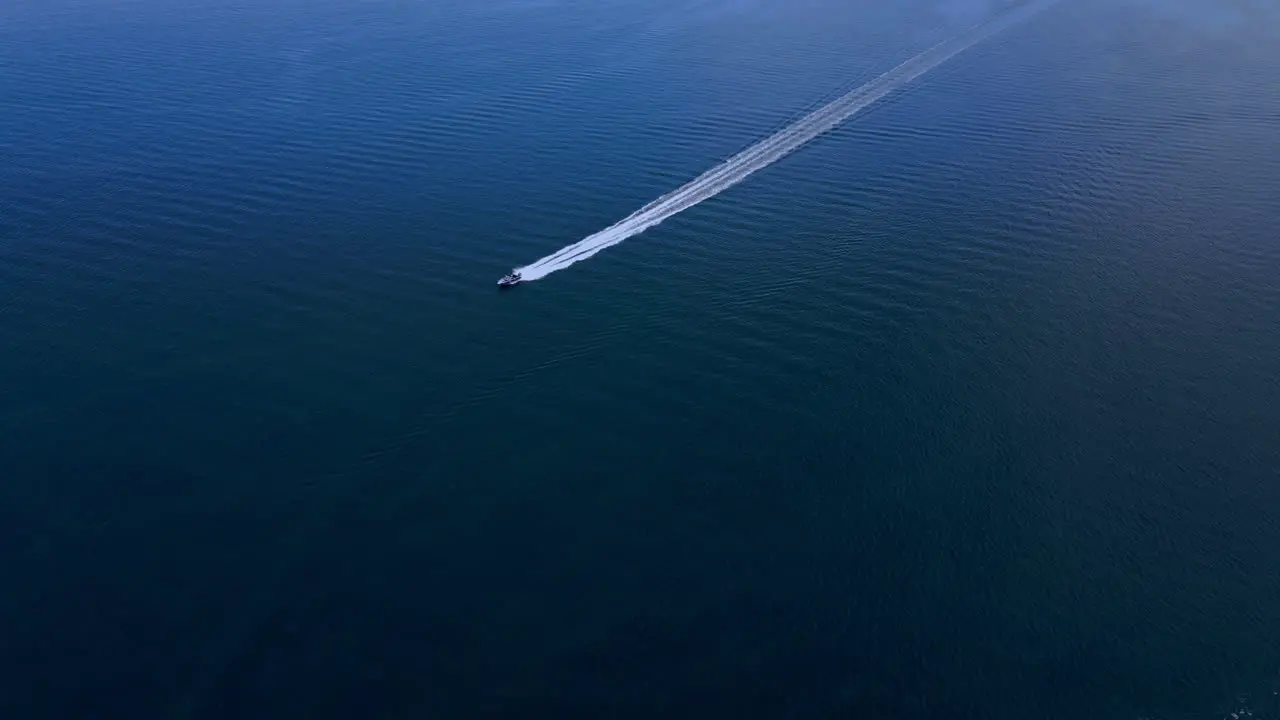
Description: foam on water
513,0,1054,282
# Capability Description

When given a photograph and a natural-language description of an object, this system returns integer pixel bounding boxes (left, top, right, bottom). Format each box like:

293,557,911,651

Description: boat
497,270,522,288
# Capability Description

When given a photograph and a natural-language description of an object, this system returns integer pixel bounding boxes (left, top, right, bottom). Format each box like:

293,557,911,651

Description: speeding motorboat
497,270,522,288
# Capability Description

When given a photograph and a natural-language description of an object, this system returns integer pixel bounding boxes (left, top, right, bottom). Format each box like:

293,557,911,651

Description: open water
2,1,1279,717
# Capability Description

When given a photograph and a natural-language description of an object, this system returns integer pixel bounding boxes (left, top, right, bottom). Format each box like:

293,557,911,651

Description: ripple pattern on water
2,1,1280,719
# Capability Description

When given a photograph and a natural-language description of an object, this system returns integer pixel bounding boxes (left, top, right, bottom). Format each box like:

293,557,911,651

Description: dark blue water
3,0,1279,717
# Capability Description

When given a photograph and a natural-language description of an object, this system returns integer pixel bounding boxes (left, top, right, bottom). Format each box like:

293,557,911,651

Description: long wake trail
515,1,1052,281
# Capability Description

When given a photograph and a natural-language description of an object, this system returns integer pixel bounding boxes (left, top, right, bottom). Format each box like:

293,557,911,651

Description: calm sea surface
3,0,1279,717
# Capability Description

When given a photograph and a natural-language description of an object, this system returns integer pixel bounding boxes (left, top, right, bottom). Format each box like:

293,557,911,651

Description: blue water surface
2,0,1279,717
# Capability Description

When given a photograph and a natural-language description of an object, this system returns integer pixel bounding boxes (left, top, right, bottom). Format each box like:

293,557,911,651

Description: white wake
514,1,1051,282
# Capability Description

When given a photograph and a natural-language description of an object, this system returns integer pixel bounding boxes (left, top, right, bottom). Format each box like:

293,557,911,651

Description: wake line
515,1,1051,282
